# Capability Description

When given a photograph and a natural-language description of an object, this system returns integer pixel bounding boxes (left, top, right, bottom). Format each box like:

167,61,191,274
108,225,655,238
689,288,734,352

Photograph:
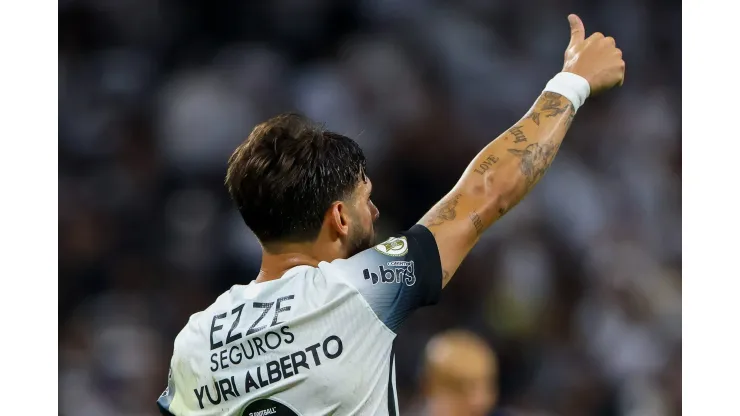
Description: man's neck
256,242,339,283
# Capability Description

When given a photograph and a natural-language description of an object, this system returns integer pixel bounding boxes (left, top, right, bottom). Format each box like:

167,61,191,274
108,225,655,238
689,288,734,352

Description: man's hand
418,14,625,288
563,14,626,92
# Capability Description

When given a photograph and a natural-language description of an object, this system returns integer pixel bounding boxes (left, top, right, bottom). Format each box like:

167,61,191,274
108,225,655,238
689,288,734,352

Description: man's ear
327,201,351,238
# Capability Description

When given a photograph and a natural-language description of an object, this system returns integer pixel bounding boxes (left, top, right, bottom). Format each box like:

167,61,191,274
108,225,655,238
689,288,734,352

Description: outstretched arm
419,91,574,286
419,14,626,287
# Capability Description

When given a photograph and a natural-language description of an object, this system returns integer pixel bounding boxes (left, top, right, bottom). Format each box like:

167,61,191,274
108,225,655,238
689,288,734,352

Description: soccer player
157,14,624,416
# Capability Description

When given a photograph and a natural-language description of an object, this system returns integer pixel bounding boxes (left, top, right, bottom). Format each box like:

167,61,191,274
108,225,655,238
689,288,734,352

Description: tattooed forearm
525,92,571,127
473,155,499,175
418,90,576,290
508,142,561,187
540,92,569,118
423,194,462,227
509,126,527,143
501,93,571,188
469,211,484,235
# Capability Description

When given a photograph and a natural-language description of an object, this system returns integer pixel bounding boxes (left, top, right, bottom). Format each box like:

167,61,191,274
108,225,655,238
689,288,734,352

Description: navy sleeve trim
157,401,175,416
402,224,442,306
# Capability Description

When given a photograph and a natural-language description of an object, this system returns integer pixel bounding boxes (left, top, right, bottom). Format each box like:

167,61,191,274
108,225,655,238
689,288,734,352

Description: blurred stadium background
58,0,681,415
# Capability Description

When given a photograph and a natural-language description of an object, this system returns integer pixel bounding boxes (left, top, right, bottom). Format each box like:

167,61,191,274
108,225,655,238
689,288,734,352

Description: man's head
421,329,499,416
225,113,379,259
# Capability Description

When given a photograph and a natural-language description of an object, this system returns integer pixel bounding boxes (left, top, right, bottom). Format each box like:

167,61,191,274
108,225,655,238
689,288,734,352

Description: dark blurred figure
411,330,498,416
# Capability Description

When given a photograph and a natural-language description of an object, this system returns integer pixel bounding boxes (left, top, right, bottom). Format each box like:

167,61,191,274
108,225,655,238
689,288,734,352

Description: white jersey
157,225,442,416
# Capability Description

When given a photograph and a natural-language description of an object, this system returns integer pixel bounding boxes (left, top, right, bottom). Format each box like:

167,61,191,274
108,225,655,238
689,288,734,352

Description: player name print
373,236,409,256
192,294,345,411
194,333,343,410
362,260,416,286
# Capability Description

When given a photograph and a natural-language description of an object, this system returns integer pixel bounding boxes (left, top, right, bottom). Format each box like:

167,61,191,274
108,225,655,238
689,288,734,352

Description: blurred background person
59,0,681,415
410,329,499,416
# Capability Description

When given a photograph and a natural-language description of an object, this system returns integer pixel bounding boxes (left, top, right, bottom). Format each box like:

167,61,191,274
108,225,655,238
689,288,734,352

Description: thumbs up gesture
562,14,626,94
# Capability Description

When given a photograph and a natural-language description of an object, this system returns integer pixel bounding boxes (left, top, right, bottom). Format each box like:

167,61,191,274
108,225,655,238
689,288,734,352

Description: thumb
567,14,585,48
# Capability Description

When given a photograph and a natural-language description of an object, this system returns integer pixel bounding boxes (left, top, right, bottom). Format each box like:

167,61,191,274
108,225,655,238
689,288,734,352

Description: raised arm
419,14,625,287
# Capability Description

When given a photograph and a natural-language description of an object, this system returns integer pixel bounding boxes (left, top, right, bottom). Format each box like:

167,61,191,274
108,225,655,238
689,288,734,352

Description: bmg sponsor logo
362,261,416,286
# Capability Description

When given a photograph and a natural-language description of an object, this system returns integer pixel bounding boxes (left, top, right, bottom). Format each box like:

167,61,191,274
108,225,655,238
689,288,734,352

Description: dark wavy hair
225,113,367,246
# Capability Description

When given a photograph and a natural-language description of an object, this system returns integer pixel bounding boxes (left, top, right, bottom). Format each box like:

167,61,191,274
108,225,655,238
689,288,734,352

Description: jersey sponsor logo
362,260,416,286
242,398,301,416
373,236,409,257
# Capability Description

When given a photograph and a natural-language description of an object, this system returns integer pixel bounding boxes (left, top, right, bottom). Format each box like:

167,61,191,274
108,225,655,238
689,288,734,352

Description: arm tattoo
526,92,570,127
424,194,462,227
469,211,484,235
508,142,561,187
473,155,499,175
509,126,527,143
527,111,541,126
540,92,569,118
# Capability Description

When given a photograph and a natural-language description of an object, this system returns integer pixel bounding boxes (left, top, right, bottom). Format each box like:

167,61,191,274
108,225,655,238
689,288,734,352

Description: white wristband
543,72,591,112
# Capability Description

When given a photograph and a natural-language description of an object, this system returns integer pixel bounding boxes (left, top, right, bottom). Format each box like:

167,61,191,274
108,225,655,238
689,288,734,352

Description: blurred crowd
58,0,681,415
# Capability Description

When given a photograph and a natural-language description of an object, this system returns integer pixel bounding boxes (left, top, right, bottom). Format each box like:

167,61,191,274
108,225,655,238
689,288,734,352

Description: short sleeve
328,224,442,332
